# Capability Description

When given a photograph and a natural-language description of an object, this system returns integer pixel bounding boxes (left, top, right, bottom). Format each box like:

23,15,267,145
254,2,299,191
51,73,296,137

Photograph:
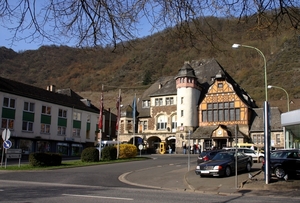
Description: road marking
62,194,133,201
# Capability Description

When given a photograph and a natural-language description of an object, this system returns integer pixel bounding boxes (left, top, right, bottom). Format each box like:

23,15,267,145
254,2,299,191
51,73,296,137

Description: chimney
47,85,56,92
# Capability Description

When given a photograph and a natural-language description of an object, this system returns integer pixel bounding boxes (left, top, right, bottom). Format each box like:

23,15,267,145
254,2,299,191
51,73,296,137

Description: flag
98,92,104,130
132,94,137,120
116,92,122,131
132,94,137,136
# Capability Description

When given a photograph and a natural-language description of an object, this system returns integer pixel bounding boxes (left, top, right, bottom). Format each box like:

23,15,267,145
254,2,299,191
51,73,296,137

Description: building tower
175,62,201,130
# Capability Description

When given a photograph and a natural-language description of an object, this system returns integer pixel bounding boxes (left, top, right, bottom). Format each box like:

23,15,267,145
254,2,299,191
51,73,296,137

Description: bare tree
0,0,299,50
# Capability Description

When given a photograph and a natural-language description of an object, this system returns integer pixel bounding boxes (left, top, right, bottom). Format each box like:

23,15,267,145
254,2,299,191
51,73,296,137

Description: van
95,140,121,151
236,143,257,150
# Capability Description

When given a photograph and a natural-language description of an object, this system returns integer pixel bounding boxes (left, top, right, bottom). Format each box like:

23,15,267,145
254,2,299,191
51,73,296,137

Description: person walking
168,145,172,154
183,144,187,154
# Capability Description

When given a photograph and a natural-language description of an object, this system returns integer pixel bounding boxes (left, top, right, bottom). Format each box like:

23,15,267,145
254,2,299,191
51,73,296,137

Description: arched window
157,115,167,130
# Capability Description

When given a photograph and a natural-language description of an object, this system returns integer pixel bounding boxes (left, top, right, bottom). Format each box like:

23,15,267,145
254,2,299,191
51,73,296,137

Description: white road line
62,194,133,201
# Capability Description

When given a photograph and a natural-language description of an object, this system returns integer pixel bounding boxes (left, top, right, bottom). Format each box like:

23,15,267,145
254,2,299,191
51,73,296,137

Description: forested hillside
1,17,300,112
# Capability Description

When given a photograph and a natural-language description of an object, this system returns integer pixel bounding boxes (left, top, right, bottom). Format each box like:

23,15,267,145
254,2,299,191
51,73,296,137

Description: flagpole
98,84,104,161
133,93,136,146
117,89,121,159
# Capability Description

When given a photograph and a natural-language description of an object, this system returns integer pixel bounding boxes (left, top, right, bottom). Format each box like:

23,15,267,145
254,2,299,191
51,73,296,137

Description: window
1,118,14,129
171,116,177,132
142,100,150,108
59,109,67,118
86,129,90,139
166,97,174,105
155,98,163,106
181,97,184,104
252,134,264,144
87,114,91,122
143,121,148,131
42,105,51,115
276,134,281,144
157,115,167,130
181,110,184,117
24,102,35,112
22,121,33,132
72,128,80,137
218,83,223,88
3,97,15,108
58,126,66,135
73,112,81,121
41,124,50,134
202,102,240,122
253,134,257,144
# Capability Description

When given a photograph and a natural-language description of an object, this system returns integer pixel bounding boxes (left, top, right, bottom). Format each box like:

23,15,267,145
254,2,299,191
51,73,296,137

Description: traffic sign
3,140,12,149
7,149,22,154
138,144,143,150
2,129,11,141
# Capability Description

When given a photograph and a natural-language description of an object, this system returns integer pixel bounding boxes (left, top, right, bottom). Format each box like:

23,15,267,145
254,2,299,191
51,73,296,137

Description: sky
0,30,52,52
0,2,153,52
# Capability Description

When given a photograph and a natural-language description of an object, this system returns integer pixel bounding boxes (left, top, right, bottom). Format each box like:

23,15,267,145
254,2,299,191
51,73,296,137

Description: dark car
197,150,224,165
262,149,300,179
195,151,252,177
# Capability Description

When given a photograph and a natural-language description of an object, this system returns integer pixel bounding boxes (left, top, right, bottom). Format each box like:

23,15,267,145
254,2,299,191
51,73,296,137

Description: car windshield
212,152,234,160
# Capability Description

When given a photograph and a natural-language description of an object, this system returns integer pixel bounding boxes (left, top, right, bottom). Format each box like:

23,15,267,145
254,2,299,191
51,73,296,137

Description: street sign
6,154,22,159
2,129,11,141
3,140,12,149
138,144,143,150
7,149,22,154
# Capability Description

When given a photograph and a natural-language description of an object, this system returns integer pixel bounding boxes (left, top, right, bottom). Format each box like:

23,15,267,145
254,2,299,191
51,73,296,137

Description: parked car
224,147,264,163
196,150,224,165
262,149,300,179
195,151,252,177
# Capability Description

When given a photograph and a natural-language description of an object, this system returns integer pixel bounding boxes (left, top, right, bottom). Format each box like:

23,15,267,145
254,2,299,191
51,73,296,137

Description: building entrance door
215,139,227,149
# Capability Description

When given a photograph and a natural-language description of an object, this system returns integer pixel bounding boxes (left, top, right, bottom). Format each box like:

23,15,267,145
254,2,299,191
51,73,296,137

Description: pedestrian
168,145,172,154
183,144,187,154
194,144,197,154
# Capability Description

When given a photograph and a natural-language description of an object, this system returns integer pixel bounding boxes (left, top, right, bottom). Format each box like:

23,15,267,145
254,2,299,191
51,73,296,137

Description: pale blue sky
0,1,153,52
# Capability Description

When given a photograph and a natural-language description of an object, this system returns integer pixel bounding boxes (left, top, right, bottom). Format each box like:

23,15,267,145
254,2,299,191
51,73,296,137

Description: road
0,154,299,203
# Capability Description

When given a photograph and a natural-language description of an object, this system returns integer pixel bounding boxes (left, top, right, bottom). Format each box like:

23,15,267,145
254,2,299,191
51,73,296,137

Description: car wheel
225,166,231,177
274,167,286,179
259,156,264,163
245,162,251,172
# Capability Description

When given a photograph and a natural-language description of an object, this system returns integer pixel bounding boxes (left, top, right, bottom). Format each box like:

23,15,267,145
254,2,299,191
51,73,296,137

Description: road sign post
1,128,11,168
5,148,22,168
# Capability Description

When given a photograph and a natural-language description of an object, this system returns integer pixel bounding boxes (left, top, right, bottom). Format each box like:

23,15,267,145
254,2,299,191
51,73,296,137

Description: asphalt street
0,154,299,202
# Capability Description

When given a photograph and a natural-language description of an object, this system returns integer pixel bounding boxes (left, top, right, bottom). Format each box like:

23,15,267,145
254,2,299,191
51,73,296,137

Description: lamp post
232,44,268,101
232,43,270,184
268,85,290,112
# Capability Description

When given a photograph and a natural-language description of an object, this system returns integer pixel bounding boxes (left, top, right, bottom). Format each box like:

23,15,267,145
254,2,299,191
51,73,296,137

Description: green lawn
0,157,149,171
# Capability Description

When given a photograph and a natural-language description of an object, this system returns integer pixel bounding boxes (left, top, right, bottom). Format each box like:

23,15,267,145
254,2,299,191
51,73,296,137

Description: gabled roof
137,58,257,117
138,76,175,117
192,124,246,139
250,107,282,132
192,58,257,108
0,76,99,113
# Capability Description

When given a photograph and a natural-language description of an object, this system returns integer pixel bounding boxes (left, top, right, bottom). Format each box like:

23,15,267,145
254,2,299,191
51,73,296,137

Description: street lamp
232,44,268,101
268,85,290,112
232,43,270,184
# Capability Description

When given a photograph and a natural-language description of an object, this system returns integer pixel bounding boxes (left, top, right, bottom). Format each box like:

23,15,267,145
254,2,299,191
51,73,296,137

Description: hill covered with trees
1,16,300,112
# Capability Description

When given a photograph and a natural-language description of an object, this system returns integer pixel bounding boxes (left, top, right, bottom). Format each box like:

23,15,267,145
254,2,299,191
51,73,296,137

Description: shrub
102,146,117,161
119,144,137,159
81,147,99,162
29,153,62,167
